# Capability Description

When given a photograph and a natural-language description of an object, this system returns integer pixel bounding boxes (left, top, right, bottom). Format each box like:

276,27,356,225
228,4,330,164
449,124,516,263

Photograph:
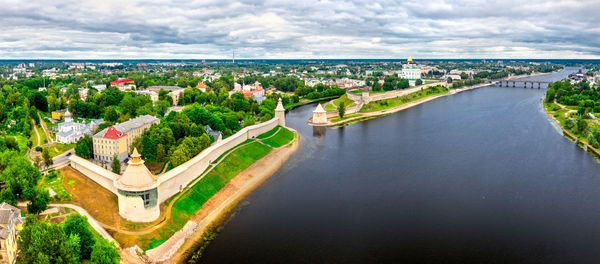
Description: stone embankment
314,82,491,127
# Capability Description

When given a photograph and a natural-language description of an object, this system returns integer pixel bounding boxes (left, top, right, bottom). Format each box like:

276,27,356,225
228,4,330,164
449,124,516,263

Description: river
199,68,600,263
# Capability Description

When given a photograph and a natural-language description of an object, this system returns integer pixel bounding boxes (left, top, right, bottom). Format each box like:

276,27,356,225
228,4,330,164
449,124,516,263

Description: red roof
243,92,253,98
104,126,127,139
110,79,134,85
196,82,208,89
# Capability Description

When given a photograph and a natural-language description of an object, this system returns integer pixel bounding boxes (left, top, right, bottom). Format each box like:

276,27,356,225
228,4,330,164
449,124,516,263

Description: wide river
200,68,600,263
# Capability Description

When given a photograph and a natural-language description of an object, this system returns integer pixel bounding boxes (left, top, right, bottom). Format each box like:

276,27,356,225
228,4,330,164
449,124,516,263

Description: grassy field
324,94,355,111
262,127,295,147
47,143,76,158
283,95,341,109
256,126,279,139
331,114,362,123
37,125,47,144
359,86,448,113
137,127,295,250
29,126,38,147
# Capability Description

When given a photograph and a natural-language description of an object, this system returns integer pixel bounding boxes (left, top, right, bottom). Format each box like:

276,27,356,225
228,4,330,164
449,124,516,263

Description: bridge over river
495,79,553,89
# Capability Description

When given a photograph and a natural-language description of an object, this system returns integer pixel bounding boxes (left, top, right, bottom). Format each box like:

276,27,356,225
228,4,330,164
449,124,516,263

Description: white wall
69,156,119,194
70,117,281,205
156,118,279,204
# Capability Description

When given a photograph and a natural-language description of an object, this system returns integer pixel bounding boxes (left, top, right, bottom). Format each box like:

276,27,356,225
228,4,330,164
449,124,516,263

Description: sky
1,0,599,59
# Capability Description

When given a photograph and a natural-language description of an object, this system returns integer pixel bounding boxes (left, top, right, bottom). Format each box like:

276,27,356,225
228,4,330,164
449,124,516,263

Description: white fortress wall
157,118,279,204
69,155,119,194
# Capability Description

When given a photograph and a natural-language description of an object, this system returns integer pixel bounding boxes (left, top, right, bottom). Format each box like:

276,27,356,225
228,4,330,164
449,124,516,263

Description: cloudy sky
1,0,599,59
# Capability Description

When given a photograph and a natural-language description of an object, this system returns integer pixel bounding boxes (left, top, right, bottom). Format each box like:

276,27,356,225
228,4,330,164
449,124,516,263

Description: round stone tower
114,148,160,222
312,104,328,124
275,98,286,127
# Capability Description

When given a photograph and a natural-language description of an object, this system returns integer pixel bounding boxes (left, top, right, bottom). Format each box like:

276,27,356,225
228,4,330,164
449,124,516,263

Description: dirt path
38,112,53,144
554,101,577,118
32,119,41,146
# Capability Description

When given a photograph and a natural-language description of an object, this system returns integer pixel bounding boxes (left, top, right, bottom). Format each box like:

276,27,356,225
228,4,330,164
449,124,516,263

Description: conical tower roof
314,103,326,113
114,148,158,192
275,98,285,111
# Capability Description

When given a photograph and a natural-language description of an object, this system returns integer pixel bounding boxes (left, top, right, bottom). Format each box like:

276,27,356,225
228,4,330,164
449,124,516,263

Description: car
66,152,72,156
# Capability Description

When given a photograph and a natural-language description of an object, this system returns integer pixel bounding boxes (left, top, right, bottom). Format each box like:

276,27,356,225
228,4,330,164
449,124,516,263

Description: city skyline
1,0,599,59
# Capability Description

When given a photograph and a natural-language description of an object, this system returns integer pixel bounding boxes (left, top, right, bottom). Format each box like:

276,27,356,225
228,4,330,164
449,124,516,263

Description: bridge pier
512,81,515,88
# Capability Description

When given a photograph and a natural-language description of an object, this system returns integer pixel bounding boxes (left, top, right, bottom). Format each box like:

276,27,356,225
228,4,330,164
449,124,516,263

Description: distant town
2,58,600,263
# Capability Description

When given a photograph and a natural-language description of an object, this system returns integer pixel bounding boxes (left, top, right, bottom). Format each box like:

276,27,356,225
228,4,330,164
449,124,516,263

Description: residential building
110,79,136,91
146,86,185,105
0,203,23,264
93,115,160,162
55,110,103,144
51,109,68,120
196,82,209,92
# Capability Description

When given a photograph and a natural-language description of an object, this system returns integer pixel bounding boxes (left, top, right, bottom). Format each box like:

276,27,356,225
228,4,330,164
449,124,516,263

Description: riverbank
316,83,492,127
130,130,299,263
543,102,600,160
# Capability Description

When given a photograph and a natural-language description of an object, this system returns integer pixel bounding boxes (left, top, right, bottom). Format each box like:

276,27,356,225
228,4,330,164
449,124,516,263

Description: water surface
200,68,600,264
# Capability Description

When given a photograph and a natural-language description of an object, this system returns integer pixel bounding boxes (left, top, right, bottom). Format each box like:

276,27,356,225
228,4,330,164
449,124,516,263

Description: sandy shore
127,131,299,263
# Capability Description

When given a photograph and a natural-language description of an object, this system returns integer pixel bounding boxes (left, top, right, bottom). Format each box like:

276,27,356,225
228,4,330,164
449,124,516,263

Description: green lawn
256,127,279,139
359,86,448,113
29,126,38,147
142,127,296,250
261,127,294,148
283,95,341,109
47,143,76,158
37,126,47,144
324,94,355,111
331,114,362,123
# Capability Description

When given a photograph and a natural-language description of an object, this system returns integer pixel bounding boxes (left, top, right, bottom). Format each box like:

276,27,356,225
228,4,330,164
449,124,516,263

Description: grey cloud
0,0,598,58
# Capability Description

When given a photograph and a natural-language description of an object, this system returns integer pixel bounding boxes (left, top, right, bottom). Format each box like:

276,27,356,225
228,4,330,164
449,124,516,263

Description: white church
55,110,104,144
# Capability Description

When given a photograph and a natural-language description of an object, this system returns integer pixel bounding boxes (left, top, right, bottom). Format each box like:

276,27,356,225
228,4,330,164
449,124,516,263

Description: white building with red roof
92,115,160,162
110,79,136,91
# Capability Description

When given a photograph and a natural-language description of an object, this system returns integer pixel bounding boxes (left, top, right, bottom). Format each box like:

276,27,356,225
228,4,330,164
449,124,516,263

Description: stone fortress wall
69,118,281,205
70,156,119,194
157,118,279,204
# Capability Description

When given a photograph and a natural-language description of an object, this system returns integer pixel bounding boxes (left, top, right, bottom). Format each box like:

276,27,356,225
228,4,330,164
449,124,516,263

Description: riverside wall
69,118,281,205
156,118,279,204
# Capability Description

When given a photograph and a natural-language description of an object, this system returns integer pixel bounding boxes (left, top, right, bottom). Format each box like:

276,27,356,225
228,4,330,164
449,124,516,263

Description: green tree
89,238,120,264
141,136,156,160
338,101,346,118
42,147,53,167
156,144,166,163
26,189,50,214
19,216,77,264
415,79,423,85
111,156,121,174
68,234,81,262
577,118,588,133
75,134,93,158
63,214,97,259
460,72,469,80
565,118,575,129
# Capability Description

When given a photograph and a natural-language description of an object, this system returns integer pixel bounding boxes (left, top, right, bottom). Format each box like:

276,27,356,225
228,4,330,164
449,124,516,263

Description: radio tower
232,50,235,63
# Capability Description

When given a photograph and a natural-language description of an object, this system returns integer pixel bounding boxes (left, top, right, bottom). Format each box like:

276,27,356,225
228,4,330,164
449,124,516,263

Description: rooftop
94,115,159,139
115,148,158,192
